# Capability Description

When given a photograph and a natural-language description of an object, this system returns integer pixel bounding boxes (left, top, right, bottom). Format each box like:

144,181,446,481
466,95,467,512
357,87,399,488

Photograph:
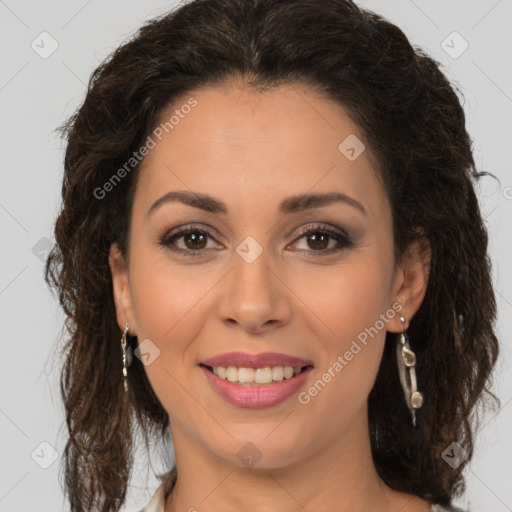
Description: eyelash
159,223,354,258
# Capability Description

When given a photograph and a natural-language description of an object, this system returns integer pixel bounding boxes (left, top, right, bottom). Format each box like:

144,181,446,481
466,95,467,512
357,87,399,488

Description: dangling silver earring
396,315,424,426
121,321,132,393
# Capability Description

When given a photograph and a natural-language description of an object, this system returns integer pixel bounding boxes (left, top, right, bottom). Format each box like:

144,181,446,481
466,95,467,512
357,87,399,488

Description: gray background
1,1,511,511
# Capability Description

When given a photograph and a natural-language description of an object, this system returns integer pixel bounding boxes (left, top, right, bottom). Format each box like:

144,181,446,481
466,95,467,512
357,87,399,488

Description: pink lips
200,351,314,408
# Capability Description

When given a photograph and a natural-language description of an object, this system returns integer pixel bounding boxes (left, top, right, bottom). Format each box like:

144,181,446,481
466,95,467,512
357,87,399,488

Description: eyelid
160,223,222,243
293,222,349,240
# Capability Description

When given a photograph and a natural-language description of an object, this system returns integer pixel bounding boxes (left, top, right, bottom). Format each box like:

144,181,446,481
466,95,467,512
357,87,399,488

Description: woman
45,1,499,511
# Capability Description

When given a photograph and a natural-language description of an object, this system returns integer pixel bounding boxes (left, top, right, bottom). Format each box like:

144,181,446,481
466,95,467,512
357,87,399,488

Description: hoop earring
396,315,424,426
121,321,131,393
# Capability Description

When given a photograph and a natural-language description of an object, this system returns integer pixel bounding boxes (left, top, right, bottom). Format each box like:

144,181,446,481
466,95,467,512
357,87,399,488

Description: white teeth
238,367,255,383
255,367,272,384
272,366,284,381
210,365,304,384
226,366,238,382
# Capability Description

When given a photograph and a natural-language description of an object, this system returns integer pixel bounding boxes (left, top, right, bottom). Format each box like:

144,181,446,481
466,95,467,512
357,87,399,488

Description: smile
204,364,309,385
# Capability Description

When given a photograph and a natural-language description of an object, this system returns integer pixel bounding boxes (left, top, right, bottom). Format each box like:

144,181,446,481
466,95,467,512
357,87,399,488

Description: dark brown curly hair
44,0,500,510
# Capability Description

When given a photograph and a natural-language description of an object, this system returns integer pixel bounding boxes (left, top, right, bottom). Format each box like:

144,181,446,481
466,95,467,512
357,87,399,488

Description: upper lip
201,351,314,368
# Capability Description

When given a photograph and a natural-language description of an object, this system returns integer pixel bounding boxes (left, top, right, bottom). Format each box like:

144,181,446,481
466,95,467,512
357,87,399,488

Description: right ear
108,242,137,336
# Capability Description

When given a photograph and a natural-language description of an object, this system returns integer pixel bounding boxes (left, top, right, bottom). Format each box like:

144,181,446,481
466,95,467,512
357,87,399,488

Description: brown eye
160,226,218,255
305,232,330,251
182,231,208,250
290,224,354,256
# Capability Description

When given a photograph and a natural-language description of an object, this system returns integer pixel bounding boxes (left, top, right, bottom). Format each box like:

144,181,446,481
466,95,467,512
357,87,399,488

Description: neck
164,406,429,512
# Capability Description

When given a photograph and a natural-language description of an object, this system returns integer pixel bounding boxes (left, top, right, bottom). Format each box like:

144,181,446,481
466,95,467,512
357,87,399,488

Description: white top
139,470,176,512
140,478,168,512
139,471,464,512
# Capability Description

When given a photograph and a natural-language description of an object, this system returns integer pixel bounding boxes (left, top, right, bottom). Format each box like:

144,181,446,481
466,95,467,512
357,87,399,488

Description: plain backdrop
1,1,511,511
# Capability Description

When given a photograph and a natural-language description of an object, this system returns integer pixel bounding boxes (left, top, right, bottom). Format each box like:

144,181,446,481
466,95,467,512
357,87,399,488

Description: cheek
294,254,392,404
293,263,390,441
127,243,216,388
129,255,213,353
128,253,216,416
293,254,391,346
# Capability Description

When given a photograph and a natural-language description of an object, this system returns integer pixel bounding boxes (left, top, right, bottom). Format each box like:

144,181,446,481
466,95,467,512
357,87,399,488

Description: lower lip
200,365,313,408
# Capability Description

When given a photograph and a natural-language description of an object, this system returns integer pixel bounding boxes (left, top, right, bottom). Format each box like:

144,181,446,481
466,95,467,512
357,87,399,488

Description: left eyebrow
145,190,367,220
279,192,367,216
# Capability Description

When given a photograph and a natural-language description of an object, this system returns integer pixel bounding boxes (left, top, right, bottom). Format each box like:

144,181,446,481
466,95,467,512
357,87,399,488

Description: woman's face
110,81,427,469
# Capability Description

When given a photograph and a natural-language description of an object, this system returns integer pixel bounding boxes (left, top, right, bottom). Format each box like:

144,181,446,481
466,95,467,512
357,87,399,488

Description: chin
206,428,309,470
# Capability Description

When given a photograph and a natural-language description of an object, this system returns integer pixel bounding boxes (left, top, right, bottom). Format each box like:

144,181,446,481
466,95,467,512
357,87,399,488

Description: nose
217,247,292,334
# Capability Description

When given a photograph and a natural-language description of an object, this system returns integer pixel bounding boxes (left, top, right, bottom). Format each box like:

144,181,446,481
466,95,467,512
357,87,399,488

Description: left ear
387,232,431,332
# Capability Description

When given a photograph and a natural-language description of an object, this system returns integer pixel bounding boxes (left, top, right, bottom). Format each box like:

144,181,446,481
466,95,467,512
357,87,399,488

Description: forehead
133,82,388,219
